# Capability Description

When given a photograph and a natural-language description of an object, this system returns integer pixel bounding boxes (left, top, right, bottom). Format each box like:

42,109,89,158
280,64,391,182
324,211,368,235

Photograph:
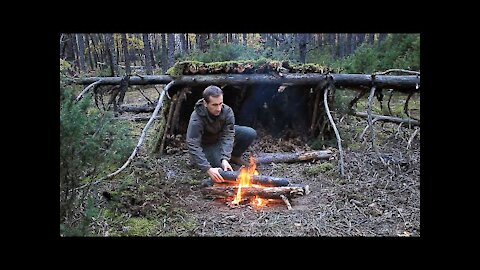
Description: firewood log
255,150,332,164
201,184,309,200
219,170,290,187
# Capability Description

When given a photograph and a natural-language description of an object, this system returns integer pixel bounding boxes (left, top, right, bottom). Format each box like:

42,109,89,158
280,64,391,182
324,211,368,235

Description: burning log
219,170,290,187
255,150,332,164
201,184,310,200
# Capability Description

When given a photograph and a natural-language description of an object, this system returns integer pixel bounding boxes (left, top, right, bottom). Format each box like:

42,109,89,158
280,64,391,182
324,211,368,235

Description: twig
152,85,161,95
374,69,420,75
367,84,386,165
324,82,345,176
387,89,394,116
360,118,378,141
404,92,419,122
75,80,175,191
159,94,176,156
137,87,154,105
348,89,367,113
75,80,103,102
353,111,419,127
407,127,420,149
310,89,321,132
280,195,292,210
395,122,404,139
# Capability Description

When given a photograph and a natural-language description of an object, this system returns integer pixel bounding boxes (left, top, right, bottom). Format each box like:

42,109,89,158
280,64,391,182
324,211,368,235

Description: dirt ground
85,87,420,237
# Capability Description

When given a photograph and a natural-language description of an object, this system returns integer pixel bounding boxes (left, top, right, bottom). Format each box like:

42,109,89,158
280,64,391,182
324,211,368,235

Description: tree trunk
179,33,187,54
167,33,175,70
104,34,119,76
357,33,366,46
219,171,290,187
329,33,336,59
201,184,309,200
121,33,131,75
378,33,387,47
348,33,355,55
185,33,190,54
368,33,375,45
161,34,167,73
297,33,307,64
338,33,345,59
142,33,154,75
85,34,95,71
76,34,86,72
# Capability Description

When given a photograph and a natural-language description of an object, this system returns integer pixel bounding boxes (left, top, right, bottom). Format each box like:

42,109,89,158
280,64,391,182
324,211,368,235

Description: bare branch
75,80,103,102
324,83,345,176
75,80,176,191
404,92,419,121
374,69,420,75
367,85,386,165
407,127,420,149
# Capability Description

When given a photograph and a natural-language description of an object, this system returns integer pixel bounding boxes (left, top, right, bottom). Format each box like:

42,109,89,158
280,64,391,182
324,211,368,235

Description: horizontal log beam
74,74,420,91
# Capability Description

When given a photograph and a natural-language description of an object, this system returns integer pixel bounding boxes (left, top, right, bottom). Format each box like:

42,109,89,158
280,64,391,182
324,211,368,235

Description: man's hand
221,159,233,171
207,168,224,183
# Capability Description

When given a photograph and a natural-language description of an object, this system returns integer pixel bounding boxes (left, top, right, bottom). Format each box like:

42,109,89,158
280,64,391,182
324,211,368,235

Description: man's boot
200,178,214,187
230,156,246,166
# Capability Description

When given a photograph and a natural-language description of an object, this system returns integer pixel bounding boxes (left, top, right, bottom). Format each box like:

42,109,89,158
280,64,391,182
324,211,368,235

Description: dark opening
175,84,312,139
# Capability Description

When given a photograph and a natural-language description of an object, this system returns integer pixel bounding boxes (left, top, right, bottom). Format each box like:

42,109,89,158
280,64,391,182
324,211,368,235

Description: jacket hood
194,98,208,116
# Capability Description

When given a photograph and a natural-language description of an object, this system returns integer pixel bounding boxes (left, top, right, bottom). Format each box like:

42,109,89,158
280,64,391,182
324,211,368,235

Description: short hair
203,85,223,103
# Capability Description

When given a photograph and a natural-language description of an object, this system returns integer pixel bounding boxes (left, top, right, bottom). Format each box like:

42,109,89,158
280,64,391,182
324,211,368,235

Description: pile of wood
201,174,309,210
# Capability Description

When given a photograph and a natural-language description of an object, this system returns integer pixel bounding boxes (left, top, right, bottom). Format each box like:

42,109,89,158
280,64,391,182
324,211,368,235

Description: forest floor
83,87,420,237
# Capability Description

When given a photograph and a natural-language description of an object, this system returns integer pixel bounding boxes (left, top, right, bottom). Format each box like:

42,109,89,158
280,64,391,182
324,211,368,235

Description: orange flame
232,157,264,206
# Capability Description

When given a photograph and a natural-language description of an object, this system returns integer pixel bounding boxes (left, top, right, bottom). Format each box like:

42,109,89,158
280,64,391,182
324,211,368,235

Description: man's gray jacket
186,98,235,172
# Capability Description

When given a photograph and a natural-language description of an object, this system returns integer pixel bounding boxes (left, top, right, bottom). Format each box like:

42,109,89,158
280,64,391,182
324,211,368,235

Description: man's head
203,85,223,116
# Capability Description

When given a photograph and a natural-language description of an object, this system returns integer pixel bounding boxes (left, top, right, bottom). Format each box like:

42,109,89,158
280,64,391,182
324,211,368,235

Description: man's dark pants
201,125,256,168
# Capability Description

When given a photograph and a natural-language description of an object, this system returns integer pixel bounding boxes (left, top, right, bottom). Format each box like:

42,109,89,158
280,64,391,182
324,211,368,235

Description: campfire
201,156,310,210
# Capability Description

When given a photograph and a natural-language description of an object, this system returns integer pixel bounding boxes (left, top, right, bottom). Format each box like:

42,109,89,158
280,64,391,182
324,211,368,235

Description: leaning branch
76,80,175,190
324,83,345,176
75,80,103,102
366,85,386,165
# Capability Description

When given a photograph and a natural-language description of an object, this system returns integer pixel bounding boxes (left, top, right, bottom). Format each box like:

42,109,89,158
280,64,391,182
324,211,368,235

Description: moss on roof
166,59,332,76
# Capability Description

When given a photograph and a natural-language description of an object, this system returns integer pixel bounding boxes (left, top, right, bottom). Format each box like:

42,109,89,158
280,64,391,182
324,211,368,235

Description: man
187,85,257,183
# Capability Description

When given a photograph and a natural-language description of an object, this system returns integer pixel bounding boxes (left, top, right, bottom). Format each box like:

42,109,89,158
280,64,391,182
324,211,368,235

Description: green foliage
179,41,291,64
310,34,420,74
304,162,335,175
341,44,380,74
124,218,159,236
306,46,335,66
377,34,420,71
60,196,100,236
308,134,338,150
60,70,134,227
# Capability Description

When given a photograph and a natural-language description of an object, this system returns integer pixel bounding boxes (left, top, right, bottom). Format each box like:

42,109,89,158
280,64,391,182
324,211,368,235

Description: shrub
60,71,134,230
